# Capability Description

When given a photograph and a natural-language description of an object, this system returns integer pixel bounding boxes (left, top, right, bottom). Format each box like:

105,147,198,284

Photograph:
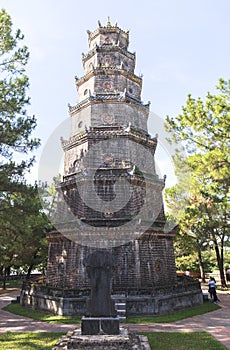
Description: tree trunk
2,268,7,290
26,263,34,280
0,266,3,277
197,246,206,282
6,266,11,276
26,248,39,280
213,238,227,287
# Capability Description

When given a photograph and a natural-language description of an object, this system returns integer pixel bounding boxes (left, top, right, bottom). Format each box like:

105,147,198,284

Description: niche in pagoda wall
71,106,92,136
77,78,95,103
63,142,88,176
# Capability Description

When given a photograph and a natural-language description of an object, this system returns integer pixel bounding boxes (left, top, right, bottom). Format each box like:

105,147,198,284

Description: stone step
115,302,126,309
116,310,126,315
113,295,127,320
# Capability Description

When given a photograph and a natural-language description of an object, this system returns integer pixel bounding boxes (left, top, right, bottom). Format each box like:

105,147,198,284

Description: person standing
226,267,230,282
208,276,218,303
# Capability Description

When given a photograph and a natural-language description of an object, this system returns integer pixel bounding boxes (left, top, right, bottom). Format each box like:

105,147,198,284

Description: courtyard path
0,289,76,334
127,290,230,349
0,288,230,349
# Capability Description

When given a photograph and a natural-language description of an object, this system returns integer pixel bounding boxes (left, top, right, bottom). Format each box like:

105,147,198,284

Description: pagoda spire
106,16,111,27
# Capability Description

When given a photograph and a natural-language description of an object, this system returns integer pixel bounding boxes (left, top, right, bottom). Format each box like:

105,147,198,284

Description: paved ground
0,288,230,349
0,289,76,334
127,290,230,349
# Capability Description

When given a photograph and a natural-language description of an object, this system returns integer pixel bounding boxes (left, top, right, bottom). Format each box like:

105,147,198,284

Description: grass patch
144,331,228,350
4,301,219,326
126,301,220,323
0,280,23,289
0,332,65,350
0,332,227,350
3,303,81,325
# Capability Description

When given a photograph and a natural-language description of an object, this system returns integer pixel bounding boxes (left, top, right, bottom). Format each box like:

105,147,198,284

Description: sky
1,0,230,188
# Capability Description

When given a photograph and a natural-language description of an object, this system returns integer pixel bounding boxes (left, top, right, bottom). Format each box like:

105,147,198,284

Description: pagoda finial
106,16,111,27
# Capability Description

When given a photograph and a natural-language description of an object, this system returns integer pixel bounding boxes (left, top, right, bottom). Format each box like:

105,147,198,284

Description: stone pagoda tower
21,19,203,316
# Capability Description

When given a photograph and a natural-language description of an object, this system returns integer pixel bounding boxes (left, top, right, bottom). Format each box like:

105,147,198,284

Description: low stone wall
126,290,203,315
20,277,203,316
126,277,203,315
20,292,86,316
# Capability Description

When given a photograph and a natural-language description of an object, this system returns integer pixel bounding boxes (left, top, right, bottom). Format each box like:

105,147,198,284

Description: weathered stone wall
70,102,149,139
46,231,177,290
71,105,92,137
84,50,135,75
20,278,203,316
91,102,148,131
114,234,177,289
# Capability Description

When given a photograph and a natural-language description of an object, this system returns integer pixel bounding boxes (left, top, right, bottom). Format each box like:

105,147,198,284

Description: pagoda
21,19,203,316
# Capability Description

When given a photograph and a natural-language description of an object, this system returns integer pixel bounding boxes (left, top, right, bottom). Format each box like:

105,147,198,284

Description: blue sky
1,0,230,187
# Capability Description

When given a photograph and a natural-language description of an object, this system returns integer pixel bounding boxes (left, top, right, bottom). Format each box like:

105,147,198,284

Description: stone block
81,317,120,335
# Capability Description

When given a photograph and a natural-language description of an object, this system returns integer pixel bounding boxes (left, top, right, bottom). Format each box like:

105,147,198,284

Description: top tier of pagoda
87,17,130,51
68,18,150,138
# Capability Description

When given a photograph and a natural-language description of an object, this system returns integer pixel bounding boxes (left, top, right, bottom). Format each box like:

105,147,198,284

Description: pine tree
0,8,39,190
165,79,230,287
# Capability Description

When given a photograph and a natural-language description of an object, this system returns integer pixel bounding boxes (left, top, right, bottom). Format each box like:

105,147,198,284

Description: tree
165,176,209,283
0,8,39,189
0,9,44,288
165,178,219,283
0,184,48,288
165,79,230,287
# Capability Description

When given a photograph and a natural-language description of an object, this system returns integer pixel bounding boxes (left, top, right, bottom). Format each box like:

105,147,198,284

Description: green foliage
165,79,230,286
0,9,39,184
175,251,217,273
0,184,49,280
0,10,47,282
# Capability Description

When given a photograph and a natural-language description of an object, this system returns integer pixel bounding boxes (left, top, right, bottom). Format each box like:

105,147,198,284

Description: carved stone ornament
102,114,114,124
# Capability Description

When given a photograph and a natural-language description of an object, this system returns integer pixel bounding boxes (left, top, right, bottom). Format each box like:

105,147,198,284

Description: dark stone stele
81,250,119,335
81,317,120,335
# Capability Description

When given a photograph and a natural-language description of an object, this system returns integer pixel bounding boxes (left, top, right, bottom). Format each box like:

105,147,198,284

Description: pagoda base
20,277,203,316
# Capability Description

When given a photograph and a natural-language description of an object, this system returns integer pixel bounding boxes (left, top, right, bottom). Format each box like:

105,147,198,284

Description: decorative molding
76,67,142,88
88,26,129,44
82,45,135,63
61,128,157,152
69,94,149,116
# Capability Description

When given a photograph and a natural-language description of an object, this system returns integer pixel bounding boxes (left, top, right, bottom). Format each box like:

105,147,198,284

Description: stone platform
21,276,203,316
52,328,151,350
